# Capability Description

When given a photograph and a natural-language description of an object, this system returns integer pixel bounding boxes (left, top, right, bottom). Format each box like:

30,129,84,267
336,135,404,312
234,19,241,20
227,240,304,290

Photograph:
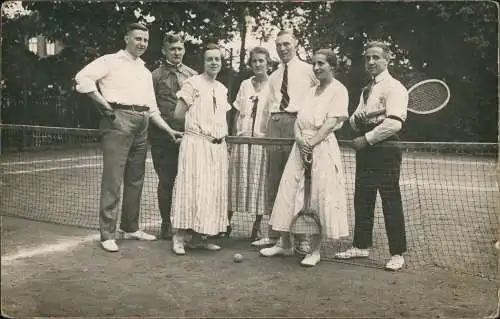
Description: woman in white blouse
227,47,272,242
260,49,350,266
170,44,232,255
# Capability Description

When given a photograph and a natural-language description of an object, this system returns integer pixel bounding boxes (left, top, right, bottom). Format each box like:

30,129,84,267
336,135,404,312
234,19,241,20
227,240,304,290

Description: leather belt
109,102,149,113
186,130,226,144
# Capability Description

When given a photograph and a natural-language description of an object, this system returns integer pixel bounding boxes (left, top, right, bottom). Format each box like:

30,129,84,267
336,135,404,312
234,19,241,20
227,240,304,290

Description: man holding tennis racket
335,41,408,271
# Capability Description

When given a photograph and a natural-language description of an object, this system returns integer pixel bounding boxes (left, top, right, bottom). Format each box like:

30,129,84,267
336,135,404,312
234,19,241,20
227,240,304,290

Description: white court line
1,233,100,265
1,221,162,265
0,155,102,166
2,162,496,190
2,152,496,167
400,179,498,191
1,164,102,175
1,159,153,175
408,157,497,166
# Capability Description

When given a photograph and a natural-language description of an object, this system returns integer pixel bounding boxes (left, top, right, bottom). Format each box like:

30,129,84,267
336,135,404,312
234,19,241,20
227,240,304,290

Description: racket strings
290,214,322,235
409,82,449,112
290,213,323,255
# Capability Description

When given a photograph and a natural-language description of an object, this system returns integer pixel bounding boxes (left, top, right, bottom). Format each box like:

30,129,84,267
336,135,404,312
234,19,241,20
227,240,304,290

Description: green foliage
2,1,498,141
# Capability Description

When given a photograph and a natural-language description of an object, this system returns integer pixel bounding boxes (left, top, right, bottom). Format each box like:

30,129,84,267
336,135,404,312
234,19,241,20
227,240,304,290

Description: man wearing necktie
150,34,197,240
335,41,408,271
252,30,318,247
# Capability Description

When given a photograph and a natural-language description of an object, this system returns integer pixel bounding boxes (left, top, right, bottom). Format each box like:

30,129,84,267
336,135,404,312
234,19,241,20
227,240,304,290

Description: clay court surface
1,216,498,318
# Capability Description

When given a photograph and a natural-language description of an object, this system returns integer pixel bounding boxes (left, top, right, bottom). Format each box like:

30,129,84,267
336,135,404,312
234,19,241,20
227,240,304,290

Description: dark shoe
160,223,173,240
160,230,172,240
250,225,260,242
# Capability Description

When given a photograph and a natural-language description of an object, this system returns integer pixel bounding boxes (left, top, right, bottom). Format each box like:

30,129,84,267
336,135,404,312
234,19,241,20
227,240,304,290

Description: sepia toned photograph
1,1,498,317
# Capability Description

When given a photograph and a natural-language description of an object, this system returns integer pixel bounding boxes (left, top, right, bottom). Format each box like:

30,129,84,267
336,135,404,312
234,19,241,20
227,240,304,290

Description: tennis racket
289,153,322,255
364,79,450,118
247,96,261,241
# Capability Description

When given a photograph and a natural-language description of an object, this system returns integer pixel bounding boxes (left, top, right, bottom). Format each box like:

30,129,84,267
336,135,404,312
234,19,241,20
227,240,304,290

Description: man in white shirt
335,41,408,271
74,23,182,252
252,30,318,247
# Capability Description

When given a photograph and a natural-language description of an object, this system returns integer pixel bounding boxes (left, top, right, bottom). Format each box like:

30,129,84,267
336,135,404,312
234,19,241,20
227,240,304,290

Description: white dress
228,77,270,215
269,79,350,239
170,75,231,236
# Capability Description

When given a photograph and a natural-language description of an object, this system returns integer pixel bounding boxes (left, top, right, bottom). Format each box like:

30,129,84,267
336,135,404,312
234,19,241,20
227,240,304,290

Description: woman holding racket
227,46,272,242
335,41,408,271
260,49,349,266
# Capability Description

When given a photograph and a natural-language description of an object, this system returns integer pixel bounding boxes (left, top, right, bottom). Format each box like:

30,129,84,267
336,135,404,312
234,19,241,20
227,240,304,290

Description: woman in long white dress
170,44,232,255
228,47,271,241
260,49,350,266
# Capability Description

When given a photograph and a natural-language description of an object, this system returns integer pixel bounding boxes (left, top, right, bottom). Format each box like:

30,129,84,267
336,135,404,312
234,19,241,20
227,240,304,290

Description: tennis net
0,124,498,278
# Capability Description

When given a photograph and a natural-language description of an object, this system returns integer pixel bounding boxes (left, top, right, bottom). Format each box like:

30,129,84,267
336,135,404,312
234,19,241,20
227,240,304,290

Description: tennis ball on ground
233,253,243,263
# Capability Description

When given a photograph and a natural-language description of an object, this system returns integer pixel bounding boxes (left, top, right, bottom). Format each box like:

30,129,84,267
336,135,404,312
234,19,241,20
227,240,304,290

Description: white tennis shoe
120,230,156,241
385,255,405,271
334,247,369,259
172,238,186,255
101,239,119,252
251,237,277,247
301,251,320,267
259,244,293,257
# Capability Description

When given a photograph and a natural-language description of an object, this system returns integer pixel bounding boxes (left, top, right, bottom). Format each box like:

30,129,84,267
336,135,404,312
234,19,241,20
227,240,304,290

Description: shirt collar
118,50,145,65
283,55,299,68
373,69,391,83
164,60,185,72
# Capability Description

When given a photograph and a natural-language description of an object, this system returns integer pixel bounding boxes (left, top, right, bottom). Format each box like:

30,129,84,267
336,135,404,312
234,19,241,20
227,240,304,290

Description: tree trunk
238,7,247,74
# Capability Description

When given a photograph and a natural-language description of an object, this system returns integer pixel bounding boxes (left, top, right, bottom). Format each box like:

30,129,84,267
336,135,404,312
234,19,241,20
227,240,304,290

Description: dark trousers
352,141,407,255
265,112,296,211
99,110,149,241
149,125,180,238
265,112,296,239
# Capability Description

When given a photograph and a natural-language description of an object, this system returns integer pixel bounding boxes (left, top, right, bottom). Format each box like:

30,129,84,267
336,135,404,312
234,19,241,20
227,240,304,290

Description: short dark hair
126,22,148,35
163,33,184,46
365,41,392,60
246,46,271,66
314,48,337,67
204,43,220,51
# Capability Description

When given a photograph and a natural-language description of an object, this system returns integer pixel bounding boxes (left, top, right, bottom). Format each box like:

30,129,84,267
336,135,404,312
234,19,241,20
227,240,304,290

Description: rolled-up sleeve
349,95,364,132
145,74,160,117
74,56,109,94
326,85,349,131
365,83,408,145
176,80,196,109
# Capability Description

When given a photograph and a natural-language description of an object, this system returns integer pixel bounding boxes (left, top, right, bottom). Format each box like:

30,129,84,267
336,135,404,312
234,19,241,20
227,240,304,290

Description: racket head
407,79,450,115
289,208,322,255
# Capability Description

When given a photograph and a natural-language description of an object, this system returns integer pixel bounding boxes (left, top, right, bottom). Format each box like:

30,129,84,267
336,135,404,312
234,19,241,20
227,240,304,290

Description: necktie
212,89,217,113
250,96,258,136
362,78,375,104
279,64,289,111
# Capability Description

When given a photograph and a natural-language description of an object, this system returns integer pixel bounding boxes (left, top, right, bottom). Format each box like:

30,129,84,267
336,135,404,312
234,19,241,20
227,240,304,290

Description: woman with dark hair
170,43,232,255
260,49,350,266
227,46,272,243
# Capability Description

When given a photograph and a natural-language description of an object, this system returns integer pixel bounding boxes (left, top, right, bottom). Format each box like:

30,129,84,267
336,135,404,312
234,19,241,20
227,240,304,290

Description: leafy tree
2,1,497,141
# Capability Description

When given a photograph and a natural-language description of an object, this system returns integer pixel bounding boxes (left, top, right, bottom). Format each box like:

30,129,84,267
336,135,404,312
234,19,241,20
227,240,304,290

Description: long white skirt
269,134,349,239
170,134,229,235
